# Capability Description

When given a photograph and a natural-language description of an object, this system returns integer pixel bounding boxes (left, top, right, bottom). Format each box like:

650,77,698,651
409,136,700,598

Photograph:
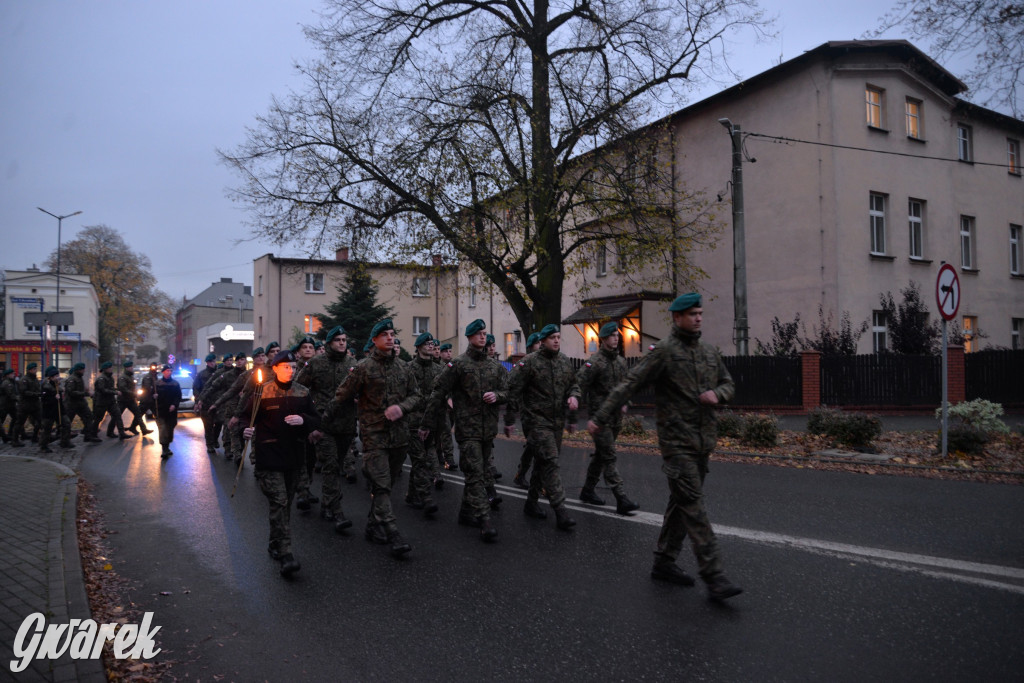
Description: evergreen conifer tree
316,263,394,358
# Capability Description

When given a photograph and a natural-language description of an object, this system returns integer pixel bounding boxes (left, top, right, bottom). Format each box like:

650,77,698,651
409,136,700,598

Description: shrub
716,410,744,439
619,415,647,438
936,399,1010,435
741,413,779,449
807,405,843,436
806,405,881,448
942,425,989,456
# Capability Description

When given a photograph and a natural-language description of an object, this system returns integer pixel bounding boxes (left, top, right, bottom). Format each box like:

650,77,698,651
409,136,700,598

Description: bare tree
870,0,1023,118
221,0,769,333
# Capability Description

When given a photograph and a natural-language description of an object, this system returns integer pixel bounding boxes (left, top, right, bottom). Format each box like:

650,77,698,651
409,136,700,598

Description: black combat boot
523,499,547,519
423,500,439,517
579,487,605,506
404,494,425,510
458,510,482,527
365,523,388,545
651,561,696,586
278,554,301,577
334,509,353,533
554,505,576,531
387,531,411,558
480,517,498,542
486,486,503,509
706,575,743,602
296,493,312,511
160,446,172,459
614,491,640,514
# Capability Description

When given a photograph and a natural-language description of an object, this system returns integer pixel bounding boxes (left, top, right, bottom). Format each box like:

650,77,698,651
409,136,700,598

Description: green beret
485,334,495,346
526,332,540,348
222,354,234,362
314,340,324,349
252,347,265,356
123,360,134,368
465,318,486,336
370,318,394,338
414,332,434,347
439,343,452,352
45,366,60,378
205,353,217,362
266,341,280,352
27,362,38,371
72,363,85,372
270,350,296,366
325,325,346,342
598,322,619,338
3,368,15,375
99,361,112,371
536,324,560,340
235,351,248,360
668,292,702,312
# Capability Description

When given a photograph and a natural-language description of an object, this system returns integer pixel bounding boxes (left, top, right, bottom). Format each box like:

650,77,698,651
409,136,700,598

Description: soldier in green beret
38,366,73,452
118,360,152,435
193,353,219,446
0,368,18,444
403,332,442,515
507,324,580,531
588,293,742,601
292,336,320,509
11,363,42,444
94,361,128,439
196,354,236,453
331,318,421,557
434,343,458,472
576,322,639,513
507,331,542,488
65,363,102,443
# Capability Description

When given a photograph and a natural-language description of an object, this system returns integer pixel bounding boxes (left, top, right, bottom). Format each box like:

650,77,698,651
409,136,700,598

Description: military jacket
64,373,89,406
117,372,137,404
0,377,17,409
41,380,63,419
199,367,242,408
405,355,441,426
241,380,319,471
17,375,42,409
296,349,357,434
577,348,629,427
594,326,734,455
233,368,269,420
139,372,157,403
93,373,118,406
423,346,508,442
333,347,420,451
213,367,252,414
507,348,579,432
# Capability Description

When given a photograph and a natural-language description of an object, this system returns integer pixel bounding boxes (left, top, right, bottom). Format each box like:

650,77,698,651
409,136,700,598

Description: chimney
336,247,350,262
431,254,443,268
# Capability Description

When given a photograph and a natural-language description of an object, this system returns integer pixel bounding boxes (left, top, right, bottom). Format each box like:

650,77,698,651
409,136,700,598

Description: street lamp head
718,117,733,131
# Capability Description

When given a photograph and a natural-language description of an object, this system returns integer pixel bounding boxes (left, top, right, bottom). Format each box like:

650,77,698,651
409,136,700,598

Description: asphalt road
79,416,1024,682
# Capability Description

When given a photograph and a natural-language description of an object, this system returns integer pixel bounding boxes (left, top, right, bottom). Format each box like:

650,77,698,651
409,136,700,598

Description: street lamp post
37,207,82,369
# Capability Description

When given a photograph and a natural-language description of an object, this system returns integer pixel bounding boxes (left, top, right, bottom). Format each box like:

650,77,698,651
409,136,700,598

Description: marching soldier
154,364,182,458
139,363,160,422
294,327,357,533
12,363,42,444
94,361,128,439
331,319,421,558
435,343,457,472
0,368,17,443
292,336,320,509
507,332,541,488
118,361,152,435
507,324,580,531
576,322,639,514
38,367,72,452
587,293,742,602
194,353,218,448
420,319,507,542
210,351,250,461
65,363,101,443
403,332,442,516
196,354,236,454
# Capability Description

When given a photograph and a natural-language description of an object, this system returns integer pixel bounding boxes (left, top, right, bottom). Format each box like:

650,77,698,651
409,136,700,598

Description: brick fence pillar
800,350,821,413
947,344,966,404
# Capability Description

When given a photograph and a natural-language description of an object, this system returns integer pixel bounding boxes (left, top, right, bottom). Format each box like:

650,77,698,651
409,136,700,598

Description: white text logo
9,612,161,673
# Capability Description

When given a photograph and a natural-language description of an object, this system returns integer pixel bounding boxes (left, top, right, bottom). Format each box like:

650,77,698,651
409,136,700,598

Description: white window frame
908,199,924,259
869,193,887,255
597,244,607,277
413,316,430,335
905,99,922,139
957,124,973,162
960,215,976,270
1009,139,1021,175
504,332,515,359
258,274,263,296
866,86,884,128
469,274,477,308
1011,224,1022,275
1013,318,1022,351
304,272,325,294
872,310,887,353
412,276,430,297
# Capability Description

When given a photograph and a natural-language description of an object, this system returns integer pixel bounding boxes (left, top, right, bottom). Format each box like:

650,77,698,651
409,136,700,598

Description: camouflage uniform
504,352,537,486
198,364,239,452
139,369,158,419
213,367,252,461
39,374,71,451
404,355,441,509
423,346,508,523
332,347,421,541
0,372,17,442
593,325,735,582
507,347,580,512
118,368,150,434
194,361,219,449
94,370,125,437
577,347,629,496
13,371,42,442
64,369,99,440
296,348,357,517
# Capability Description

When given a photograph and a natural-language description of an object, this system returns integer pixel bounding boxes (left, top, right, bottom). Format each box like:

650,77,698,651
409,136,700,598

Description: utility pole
718,119,748,356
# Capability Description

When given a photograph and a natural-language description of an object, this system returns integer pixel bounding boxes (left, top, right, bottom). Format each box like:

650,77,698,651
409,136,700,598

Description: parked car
176,372,195,415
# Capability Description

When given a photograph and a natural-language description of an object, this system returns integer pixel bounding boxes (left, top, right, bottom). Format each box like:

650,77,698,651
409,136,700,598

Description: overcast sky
1,0,931,302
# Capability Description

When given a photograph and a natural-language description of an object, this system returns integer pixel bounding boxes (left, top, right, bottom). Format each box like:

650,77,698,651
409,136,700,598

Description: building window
258,316,263,337
963,315,978,352
869,193,887,254
597,244,607,277
614,239,628,273
960,215,976,270
258,275,263,296
413,317,430,335
26,323,69,333
866,86,884,128
957,124,973,162
504,332,515,359
872,310,887,353
305,273,325,293
469,275,477,308
1013,318,1022,350
908,199,925,259
905,99,922,139
1009,139,1021,175
1011,224,1022,275
303,315,322,334
412,276,430,297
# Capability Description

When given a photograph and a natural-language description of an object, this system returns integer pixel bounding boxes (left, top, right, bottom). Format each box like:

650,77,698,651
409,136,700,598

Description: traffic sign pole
935,261,960,459
941,319,948,458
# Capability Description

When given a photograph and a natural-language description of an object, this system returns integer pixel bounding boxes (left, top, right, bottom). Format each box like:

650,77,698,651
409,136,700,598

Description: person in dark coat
154,365,182,458
242,351,320,577
38,366,72,452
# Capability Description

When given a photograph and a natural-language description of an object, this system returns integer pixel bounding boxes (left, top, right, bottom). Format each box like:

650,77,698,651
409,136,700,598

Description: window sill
868,125,890,134
1011,273,1024,280
909,257,932,265
958,159,974,165
869,253,896,261
960,267,980,275
906,135,926,143
304,290,326,295
412,293,429,298
1010,171,1022,178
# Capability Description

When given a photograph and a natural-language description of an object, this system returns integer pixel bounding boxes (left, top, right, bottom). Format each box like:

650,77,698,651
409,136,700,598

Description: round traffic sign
935,263,960,322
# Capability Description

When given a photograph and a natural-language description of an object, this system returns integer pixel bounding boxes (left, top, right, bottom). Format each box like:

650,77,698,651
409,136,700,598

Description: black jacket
241,380,319,471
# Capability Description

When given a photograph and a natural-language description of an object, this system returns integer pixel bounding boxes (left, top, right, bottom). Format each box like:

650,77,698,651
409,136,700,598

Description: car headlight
137,389,143,396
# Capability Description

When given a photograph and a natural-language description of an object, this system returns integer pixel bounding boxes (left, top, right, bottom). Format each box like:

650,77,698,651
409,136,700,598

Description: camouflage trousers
437,411,456,469
12,406,41,441
363,446,407,535
94,401,124,436
255,468,300,556
65,400,97,438
39,415,71,449
457,439,494,519
585,424,624,493
655,451,722,580
316,430,356,514
201,409,223,449
525,427,566,509
405,428,436,506
120,399,147,432
223,419,244,460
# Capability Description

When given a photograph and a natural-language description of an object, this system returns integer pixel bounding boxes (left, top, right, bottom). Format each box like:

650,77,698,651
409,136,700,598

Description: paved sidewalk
0,445,106,682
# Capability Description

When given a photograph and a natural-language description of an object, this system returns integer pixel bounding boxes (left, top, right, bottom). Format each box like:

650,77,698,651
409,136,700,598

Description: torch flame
257,368,263,383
